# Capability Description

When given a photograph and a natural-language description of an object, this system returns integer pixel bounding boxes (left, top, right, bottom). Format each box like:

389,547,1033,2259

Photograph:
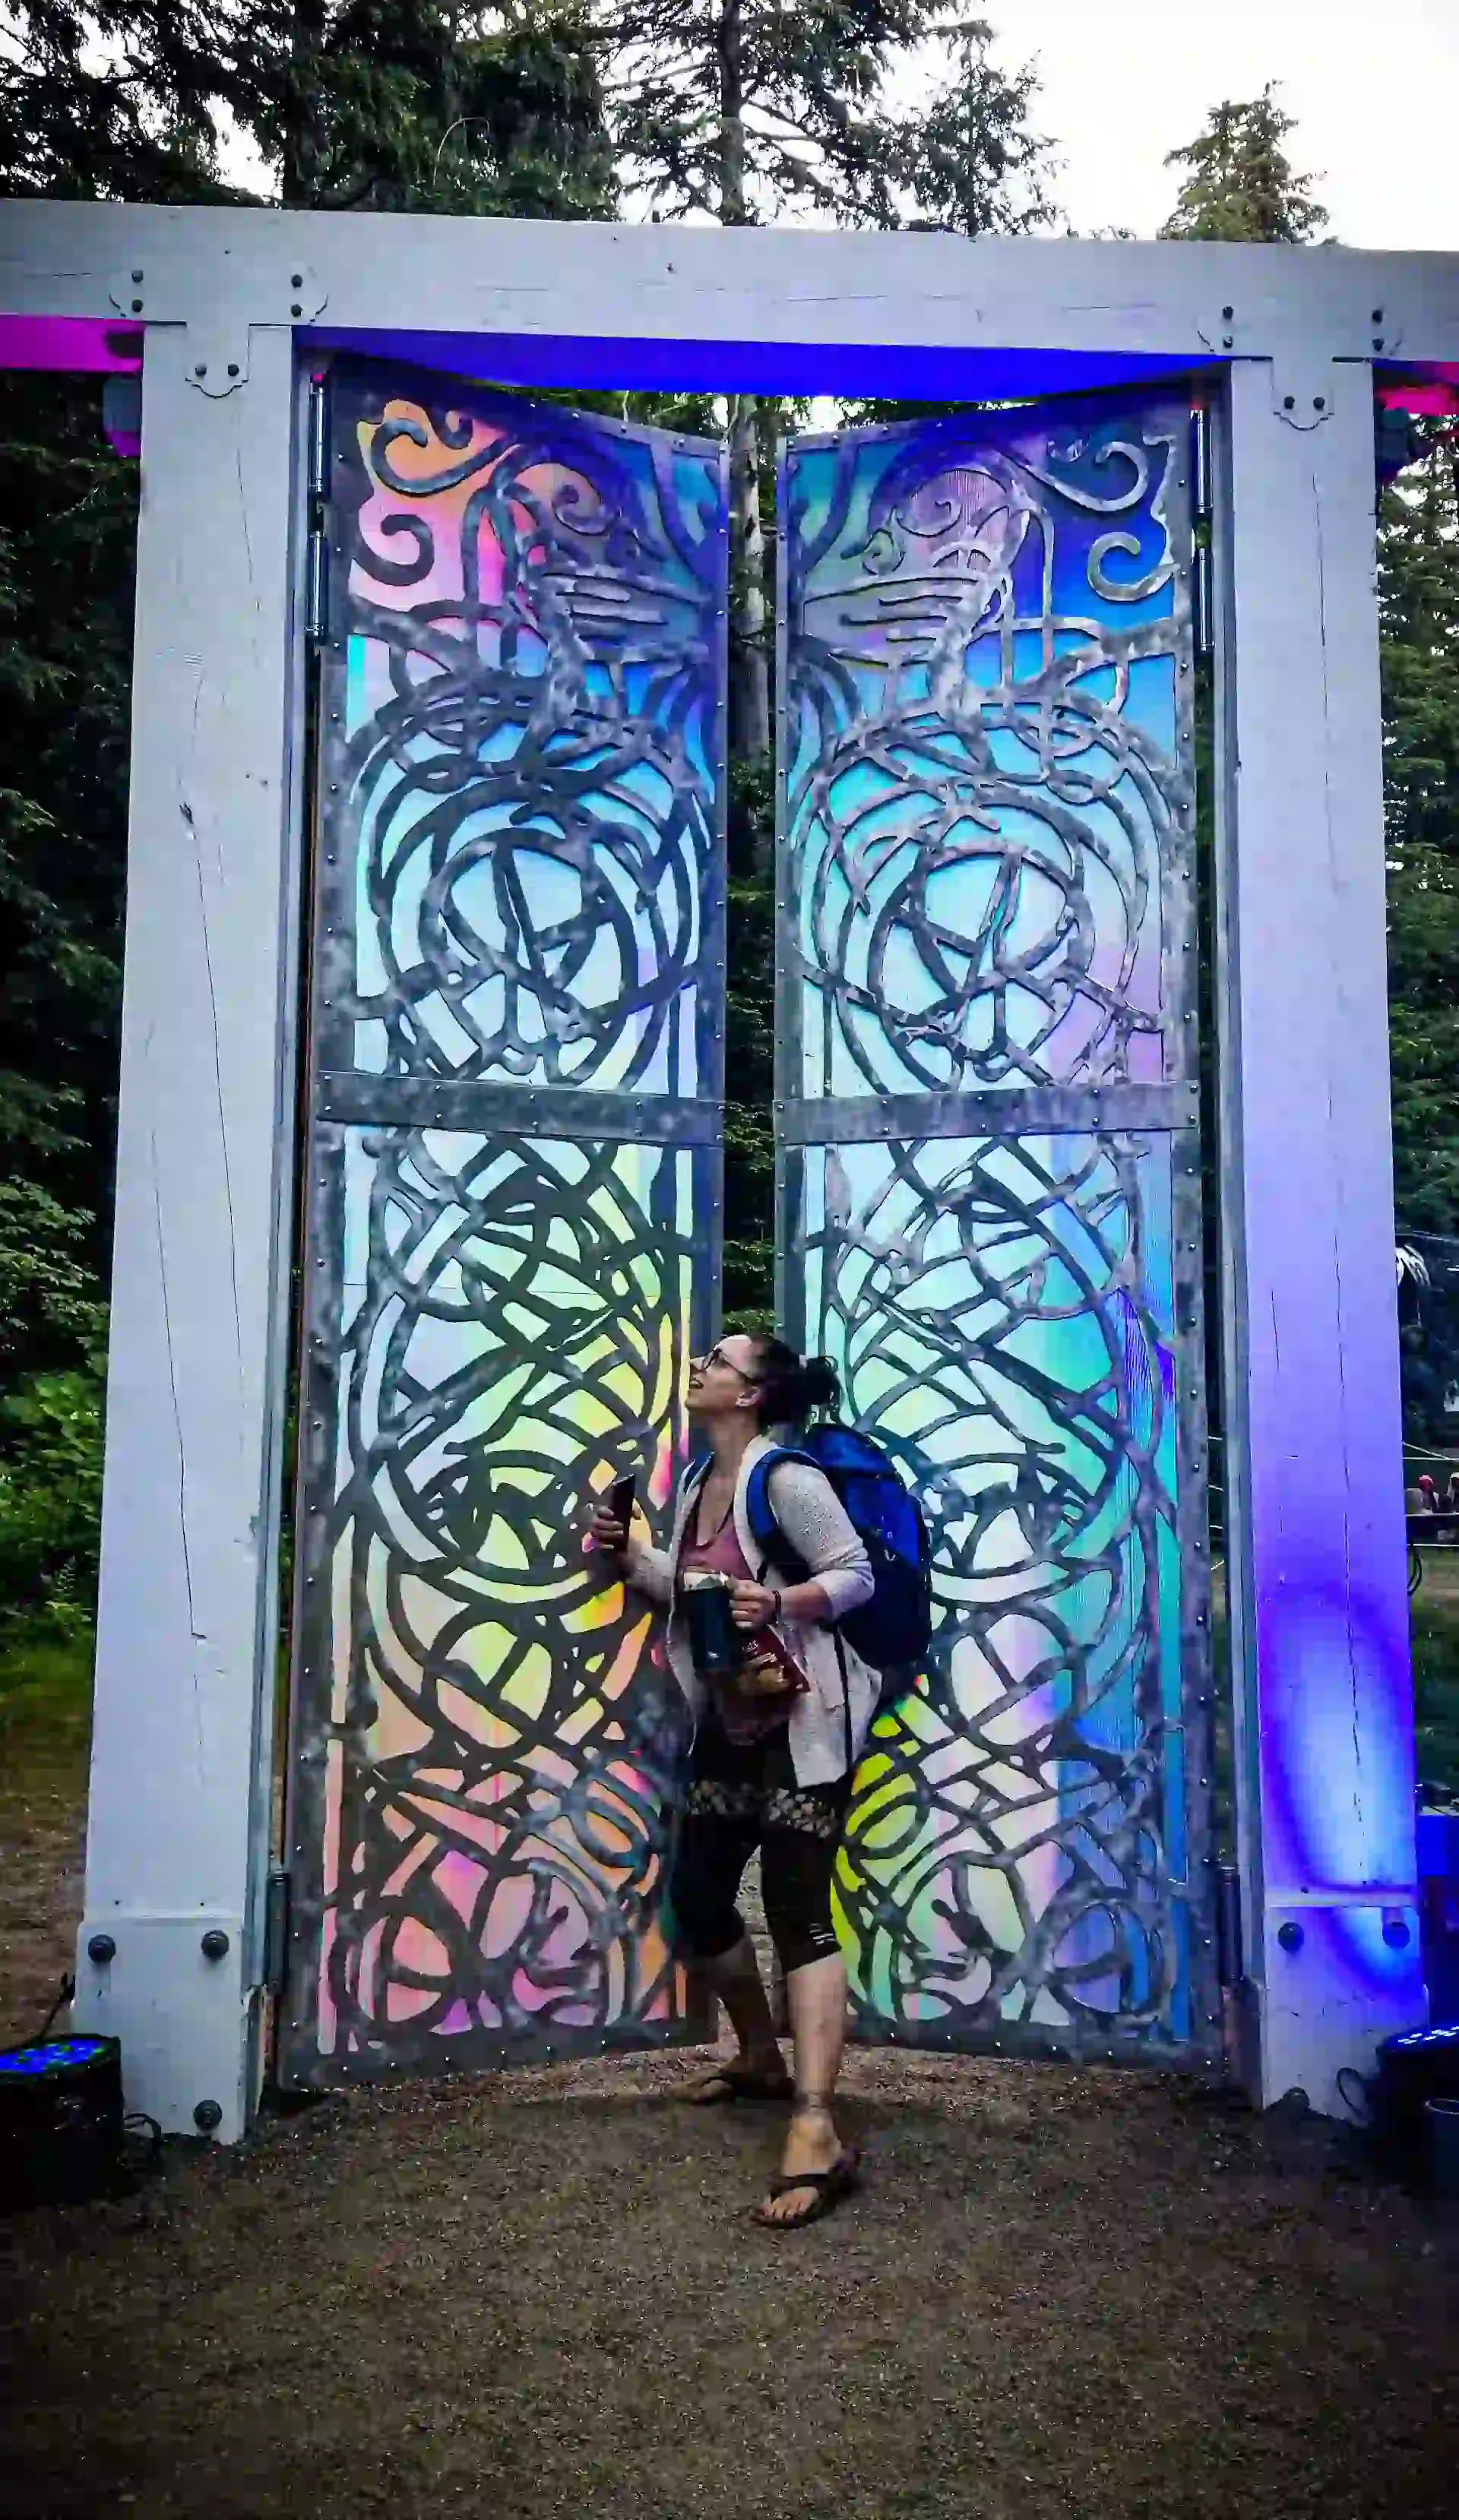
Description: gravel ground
3,1763,1457,2520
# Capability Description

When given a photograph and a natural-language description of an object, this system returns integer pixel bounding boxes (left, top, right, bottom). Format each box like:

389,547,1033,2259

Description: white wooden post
1217,356,1425,2115
71,327,302,2140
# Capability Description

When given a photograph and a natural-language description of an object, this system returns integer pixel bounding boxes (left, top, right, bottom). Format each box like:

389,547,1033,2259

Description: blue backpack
744,1424,932,1680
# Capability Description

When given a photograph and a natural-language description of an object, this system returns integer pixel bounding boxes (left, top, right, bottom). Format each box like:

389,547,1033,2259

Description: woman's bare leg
758,1949,848,2217
680,1935,790,2099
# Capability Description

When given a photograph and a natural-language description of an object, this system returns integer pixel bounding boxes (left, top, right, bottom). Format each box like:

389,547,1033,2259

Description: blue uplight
0,2037,111,2076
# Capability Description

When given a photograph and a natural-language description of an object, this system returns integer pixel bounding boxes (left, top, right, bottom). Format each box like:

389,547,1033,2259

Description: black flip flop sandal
753,2147,861,2229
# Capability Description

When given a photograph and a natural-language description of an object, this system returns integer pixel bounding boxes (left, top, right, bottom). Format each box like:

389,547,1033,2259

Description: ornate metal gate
278,362,726,2085
777,394,1220,2063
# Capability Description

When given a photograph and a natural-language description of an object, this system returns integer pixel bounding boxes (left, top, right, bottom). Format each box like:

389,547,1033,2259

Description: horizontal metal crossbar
315,1073,723,1146
775,1084,1198,1146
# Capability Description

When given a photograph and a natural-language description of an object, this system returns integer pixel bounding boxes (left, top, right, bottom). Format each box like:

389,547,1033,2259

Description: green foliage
607,0,941,226
0,372,131,1531
0,4,236,201
1381,422,1459,1242
1158,84,1327,243
236,1,616,215
723,757,776,1325
0,1370,106,1635
1410,1582,1459,1809
899,17,1052,237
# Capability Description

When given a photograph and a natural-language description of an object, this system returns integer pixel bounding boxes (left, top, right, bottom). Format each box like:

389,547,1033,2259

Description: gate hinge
1217,1864,1243,1988
308,374,331,502
263,1866,291,1995
305,527,329,644
1192,545,1213,661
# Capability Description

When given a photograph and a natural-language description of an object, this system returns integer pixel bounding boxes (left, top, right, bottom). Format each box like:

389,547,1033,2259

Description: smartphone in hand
609,1475,636,1538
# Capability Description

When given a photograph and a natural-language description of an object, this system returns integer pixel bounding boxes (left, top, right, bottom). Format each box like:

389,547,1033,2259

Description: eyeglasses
694,1343,758,1382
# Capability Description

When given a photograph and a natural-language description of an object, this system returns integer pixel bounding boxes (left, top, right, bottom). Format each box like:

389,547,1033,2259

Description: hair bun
747,1339,841,1430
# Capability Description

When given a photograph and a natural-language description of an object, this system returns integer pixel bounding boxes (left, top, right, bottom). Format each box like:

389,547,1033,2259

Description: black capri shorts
666,1718,850,1978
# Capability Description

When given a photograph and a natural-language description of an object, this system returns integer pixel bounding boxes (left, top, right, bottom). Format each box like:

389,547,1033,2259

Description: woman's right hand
587,1507,630,1557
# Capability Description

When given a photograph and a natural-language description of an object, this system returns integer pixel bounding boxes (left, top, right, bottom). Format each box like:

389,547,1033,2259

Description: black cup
683,1576,742,1679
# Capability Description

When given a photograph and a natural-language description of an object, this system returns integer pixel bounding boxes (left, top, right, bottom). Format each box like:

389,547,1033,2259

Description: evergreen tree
0,3,617,1639
900,15,1052,239
1158,84,1326,244
235,2,616,217
606,0,928,765
1381,419,1459,1242
598,2,1052,1317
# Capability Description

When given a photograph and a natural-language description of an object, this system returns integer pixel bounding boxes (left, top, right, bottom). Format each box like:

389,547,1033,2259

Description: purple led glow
0,313,141,372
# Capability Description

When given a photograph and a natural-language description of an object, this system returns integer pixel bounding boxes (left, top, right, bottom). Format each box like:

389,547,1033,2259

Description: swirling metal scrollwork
283,365,728,2088
782,409,1191,1102
325,370,726,1095
799,1132,1183,2041
315,1127,701,2064
780,397,1213,2063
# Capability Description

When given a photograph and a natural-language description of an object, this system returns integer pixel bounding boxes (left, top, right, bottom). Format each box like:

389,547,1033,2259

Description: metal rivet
131,298,142,314
1372,307,1383,323
88,1932,117,1965
195,362,207,378
291,302,303,318
1283,395,1296,411
1222,304,1234,320
1277,1921,1303,1954
201,1928,230,1960
292,273,304,288
227,362,239,378
1222,335,1233,349
1313,396,1326,412
194,2098,223,2132
131,268,143,283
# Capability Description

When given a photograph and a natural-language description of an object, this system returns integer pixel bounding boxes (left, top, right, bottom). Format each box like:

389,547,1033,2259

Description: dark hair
748,1337,840,1430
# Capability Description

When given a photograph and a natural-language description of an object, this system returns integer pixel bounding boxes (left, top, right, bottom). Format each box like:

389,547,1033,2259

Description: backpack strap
748,1444,856,1779
744,1445,817,1583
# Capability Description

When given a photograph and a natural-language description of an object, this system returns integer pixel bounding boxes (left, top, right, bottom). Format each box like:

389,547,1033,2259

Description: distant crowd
1409,1472,1459,1527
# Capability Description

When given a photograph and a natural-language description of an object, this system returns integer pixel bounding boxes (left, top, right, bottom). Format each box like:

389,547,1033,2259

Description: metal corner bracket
108,261,329,398
1195,300,1402,433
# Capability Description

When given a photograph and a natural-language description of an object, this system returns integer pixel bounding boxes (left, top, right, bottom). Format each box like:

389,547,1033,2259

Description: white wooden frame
2,200,1454,2135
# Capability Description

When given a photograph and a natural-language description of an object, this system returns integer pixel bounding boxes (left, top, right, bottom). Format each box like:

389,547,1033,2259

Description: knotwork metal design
794,1130,1192,2045
781,404,1192,1104
320,363,726,1096
778,395,1216,2065
307,1127,699,2066
282,364,726,2086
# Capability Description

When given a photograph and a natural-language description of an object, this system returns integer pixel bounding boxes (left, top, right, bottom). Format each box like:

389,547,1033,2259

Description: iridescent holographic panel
783,1130,1213,2057
779,400,1194,1111
318,364,727,1100
285,1125,708,2078
282,365,726,2087
777,396,1214,2064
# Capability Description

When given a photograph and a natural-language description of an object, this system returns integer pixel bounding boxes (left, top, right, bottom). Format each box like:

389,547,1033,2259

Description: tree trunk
718,0,771,828
729,393,771,778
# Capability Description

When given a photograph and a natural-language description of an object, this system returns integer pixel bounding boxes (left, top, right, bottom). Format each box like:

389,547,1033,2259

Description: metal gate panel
280,362,726,2085
777,394,1218,2064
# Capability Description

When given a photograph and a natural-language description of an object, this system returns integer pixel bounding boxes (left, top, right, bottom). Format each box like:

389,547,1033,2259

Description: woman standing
590,1333,877,2230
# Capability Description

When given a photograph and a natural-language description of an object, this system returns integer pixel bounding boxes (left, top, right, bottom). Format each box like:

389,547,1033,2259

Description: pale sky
217,0,1458,253
982,0,1459,249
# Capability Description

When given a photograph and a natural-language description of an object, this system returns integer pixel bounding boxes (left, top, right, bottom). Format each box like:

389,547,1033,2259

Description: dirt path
0,1726,87,2045
2,1764,1457,2520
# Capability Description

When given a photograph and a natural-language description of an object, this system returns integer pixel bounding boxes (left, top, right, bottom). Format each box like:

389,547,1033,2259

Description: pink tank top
679,1507,788,1745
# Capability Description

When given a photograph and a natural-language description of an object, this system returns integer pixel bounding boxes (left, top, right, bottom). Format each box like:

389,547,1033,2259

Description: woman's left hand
729,1579,780,1632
